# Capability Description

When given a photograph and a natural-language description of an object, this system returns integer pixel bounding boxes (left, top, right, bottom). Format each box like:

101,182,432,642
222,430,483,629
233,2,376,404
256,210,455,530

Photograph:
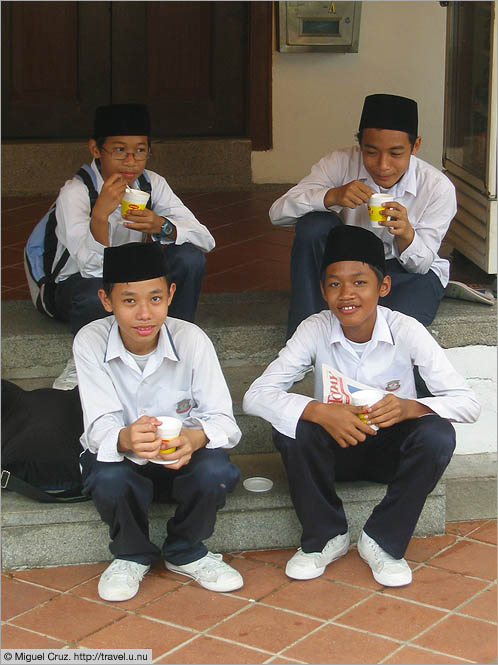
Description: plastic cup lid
243,476,273,492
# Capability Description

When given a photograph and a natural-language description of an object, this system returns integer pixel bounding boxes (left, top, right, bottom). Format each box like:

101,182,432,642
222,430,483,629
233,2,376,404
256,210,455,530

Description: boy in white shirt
243,225,479,587
51,103,214,389
74,241,243,601
269,94,457,338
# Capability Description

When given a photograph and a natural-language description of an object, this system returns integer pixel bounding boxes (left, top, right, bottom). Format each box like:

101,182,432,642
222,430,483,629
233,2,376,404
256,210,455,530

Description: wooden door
2,1,269,143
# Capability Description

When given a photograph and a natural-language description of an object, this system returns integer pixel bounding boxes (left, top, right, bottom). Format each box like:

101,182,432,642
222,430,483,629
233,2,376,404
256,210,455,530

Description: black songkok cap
103,242,168,284
93,104,151,139
321,225,386,277
359,94,418,136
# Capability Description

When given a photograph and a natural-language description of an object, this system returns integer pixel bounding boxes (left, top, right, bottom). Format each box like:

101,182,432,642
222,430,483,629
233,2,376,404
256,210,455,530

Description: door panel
112,1,247,136
2,1,111,138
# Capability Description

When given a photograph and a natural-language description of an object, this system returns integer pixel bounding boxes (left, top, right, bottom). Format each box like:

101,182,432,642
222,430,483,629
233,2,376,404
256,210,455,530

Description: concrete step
2,138,252,196
2,294,496,379
2,452,448,570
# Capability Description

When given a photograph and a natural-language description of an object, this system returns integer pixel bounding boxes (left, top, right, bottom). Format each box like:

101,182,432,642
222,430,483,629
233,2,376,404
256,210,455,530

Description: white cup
350,389,385,431
367,193,395,228
155,416,182,464
121,188,150,217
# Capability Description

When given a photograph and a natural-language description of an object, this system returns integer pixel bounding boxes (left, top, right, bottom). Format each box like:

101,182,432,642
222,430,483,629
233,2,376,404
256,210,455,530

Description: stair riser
1,492,445,570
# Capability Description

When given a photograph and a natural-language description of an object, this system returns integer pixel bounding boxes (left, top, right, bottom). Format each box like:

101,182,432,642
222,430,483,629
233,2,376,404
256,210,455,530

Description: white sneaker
53,357,78,390
98,559,150,601
165,552,243,593
357,530,412,587
285,532,350,580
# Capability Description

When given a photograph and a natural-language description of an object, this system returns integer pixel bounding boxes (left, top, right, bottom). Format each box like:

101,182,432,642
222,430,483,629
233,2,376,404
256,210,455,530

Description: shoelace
365,539,403,570
104,560,145,585
191,553,227,581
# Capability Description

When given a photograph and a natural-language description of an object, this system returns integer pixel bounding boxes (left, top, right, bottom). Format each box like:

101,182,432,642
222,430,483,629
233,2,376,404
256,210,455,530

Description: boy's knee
189,452,240,494
272,421,316,453
169,244,206,277
411,416,456,465
295,212,342,244
71,278,106,317
88,462,149,504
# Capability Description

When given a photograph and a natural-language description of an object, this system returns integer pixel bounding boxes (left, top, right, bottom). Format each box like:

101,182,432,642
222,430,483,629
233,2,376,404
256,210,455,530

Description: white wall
252,1,448,184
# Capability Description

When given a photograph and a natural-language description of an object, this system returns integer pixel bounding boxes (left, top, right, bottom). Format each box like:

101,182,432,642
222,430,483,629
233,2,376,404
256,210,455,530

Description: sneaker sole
165,562,244,593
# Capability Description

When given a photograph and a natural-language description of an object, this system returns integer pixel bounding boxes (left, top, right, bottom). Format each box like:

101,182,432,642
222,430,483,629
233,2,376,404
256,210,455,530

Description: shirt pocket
156,388,194,419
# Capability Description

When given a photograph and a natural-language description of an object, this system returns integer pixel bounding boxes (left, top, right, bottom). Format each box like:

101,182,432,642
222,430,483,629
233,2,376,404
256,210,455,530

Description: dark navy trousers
80,448,240,566
287,211,445,338
272,416,455,558
54,243,206,335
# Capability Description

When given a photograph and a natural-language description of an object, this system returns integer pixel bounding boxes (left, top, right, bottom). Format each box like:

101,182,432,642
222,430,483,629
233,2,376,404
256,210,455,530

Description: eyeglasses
100,147,151,161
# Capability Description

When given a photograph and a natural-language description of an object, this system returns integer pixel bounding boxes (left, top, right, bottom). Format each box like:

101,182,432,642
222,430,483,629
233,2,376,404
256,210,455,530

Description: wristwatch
160,219,174,238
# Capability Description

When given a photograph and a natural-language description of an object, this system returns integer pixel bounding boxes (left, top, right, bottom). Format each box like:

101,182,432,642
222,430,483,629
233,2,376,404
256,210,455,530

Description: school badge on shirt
176,399,192,415
384,380,401,392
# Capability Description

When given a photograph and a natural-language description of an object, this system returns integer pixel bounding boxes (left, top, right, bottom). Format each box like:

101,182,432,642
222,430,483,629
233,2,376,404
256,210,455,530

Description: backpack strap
138,172,153,210
45,165,100,284
76,164,99,211
1,469,90,504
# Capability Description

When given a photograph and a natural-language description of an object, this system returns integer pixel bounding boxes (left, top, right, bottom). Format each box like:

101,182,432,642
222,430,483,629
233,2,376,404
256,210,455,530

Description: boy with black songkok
51,103,214,389
74,241,243,601
243,225,479,587
270,93,457,339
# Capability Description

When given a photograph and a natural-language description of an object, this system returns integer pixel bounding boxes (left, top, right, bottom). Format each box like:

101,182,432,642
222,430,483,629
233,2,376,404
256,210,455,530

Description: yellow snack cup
350,389,385,431
121,188,150,217
157,416,182,454
367,193,394,228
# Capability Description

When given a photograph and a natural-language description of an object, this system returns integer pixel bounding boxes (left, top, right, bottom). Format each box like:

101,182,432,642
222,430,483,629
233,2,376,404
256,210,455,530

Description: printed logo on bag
385,380,401,392
176,399,192,414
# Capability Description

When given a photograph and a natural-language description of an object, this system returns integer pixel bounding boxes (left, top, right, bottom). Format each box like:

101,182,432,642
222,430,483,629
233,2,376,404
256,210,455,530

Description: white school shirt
54,159,215,282
73,316,241,464
269,147,457,287
242,306,480,440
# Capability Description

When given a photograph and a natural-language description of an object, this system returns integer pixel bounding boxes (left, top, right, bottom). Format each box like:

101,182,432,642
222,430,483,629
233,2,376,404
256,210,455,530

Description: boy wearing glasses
51,103,214,389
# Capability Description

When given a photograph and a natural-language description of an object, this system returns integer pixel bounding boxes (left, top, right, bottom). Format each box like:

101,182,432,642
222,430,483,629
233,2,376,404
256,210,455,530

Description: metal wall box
278,2,361,53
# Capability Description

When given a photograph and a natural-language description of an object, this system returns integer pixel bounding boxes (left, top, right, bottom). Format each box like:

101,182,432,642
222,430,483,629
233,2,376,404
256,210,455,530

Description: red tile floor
2,188,496,300
2,192,497,662
1,188,292,300
2,520,496,663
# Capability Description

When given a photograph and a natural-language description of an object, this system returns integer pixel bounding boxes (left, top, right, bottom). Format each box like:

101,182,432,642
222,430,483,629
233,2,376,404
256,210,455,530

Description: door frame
248,2,273,150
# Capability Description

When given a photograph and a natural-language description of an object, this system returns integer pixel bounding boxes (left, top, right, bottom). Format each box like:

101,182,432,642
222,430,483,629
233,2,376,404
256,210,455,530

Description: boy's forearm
301,400,327,425
117,426,131,452
182,428,208,452
404,399,433,419
90,213,110,246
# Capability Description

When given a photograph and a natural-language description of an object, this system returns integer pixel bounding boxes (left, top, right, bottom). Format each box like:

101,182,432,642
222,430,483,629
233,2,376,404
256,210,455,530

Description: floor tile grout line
210,231,280,252
254,585,378,625
387,584,495,660
1,620,69,647
150,630,281,665
378,640,477,664
421,560,497,583
272,620,358,663
378,587,490,616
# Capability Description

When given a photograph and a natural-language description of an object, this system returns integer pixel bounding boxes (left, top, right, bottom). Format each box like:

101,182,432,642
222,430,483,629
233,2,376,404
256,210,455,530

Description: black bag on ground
1,379,90,503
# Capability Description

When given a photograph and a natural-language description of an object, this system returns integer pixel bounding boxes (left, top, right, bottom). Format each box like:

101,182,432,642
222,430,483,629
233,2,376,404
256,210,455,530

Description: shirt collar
328,307,395,349
105,318,180,364
358,153,418,198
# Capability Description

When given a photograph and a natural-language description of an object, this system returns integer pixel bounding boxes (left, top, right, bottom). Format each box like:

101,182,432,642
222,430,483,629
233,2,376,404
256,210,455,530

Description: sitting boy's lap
81,447,240,492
